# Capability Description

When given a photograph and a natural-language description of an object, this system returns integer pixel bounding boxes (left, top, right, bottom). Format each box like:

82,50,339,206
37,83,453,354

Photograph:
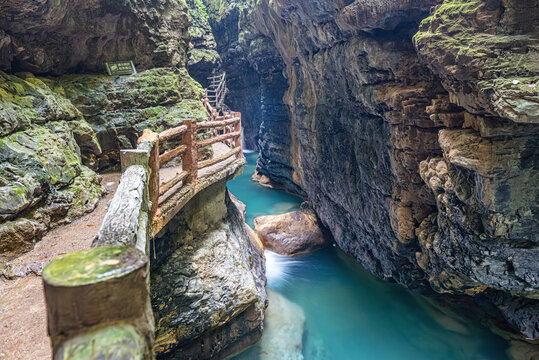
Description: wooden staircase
205,73,227,112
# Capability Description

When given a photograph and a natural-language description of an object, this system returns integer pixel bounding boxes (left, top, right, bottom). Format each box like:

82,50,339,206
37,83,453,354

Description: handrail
205,72,227,111
139,97,243,237
197,117,240,130
43,94,245,359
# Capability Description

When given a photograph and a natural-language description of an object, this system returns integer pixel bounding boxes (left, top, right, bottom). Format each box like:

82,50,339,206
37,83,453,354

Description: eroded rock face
0,65,209,261
414,0,539,124
413,0,539,338
0,0,190,74
206,0,539,339
247,0,444,289
185,0,221,86
151,181,266,360
254,210,330,256
0,72,103,262
201,0,298,176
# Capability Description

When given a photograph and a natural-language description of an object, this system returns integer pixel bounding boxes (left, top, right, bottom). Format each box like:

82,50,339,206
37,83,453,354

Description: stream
227,152,510,360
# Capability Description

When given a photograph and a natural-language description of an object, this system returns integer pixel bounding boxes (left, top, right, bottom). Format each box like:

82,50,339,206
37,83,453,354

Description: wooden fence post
235,112,243,157
137,130,159,221
224,112,231,147
182,119,198,185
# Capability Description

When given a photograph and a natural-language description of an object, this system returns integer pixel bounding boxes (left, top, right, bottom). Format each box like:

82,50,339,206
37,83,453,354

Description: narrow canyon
0,0,537,359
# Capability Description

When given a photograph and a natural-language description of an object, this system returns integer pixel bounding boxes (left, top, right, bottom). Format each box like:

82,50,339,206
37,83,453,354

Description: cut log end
43,245,147,287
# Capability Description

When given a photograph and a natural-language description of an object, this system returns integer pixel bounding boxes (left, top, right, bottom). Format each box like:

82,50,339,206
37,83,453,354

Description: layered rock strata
205,0,539,339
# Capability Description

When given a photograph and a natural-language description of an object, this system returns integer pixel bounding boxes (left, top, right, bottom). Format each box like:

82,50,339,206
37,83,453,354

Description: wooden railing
133,99,243,236
44,97,246,359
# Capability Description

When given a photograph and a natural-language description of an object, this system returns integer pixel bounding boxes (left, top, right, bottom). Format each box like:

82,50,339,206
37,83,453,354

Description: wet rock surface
185,0,221,86
0,72,103,262
52,67,208,171
201,0,296,167
151,182,266,360
254,210,330,256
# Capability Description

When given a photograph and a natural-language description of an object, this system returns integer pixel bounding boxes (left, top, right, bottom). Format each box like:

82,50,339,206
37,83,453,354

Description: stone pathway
0,143,237,359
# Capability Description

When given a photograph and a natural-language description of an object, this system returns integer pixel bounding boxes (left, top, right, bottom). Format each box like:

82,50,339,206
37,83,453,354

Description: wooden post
120,149,150,173
182,119,198,185
235,112,243,157
223,112,231,147
43,245,153,356
137,130,160,220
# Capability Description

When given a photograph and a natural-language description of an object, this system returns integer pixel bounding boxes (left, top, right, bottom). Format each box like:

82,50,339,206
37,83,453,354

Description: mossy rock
0,71,82,137
49,67,209,170
188,49,221,67
413,0,539,122
55,324,149,360
0,120,102,224
1,122,83,186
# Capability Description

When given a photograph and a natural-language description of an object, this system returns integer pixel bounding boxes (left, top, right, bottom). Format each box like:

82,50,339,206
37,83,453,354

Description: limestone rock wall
0,0,190,75
207,0,539,339
249,0,444,288
0,0,209,265
51,67,208,171
185,0,222,86
0,72,103,263
414,0,539,339
201,0,303,194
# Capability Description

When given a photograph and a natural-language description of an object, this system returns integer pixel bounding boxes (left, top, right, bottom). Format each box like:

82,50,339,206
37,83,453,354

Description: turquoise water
227,152,303,227
228,152,509,360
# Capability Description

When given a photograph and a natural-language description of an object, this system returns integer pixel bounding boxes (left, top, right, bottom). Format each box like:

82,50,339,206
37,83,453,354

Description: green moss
53,67,205,112
132,99,208,135
60,166,103,217
57,324,148,360
2,122,83,186
202,0,230,21
188,48,220,64
43,245,146,287
0,71,82,135
414,0,539,120
192,0,209,19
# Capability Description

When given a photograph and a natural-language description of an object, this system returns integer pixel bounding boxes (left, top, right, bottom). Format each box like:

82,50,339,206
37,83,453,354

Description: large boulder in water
254,210,330,256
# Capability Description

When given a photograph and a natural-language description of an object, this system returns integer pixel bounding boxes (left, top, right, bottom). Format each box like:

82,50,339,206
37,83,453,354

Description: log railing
43,97,245,359
138,98,243,236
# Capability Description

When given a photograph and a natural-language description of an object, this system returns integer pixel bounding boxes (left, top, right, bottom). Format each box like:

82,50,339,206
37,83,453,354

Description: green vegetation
413,0,539,122
194,0,209,19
